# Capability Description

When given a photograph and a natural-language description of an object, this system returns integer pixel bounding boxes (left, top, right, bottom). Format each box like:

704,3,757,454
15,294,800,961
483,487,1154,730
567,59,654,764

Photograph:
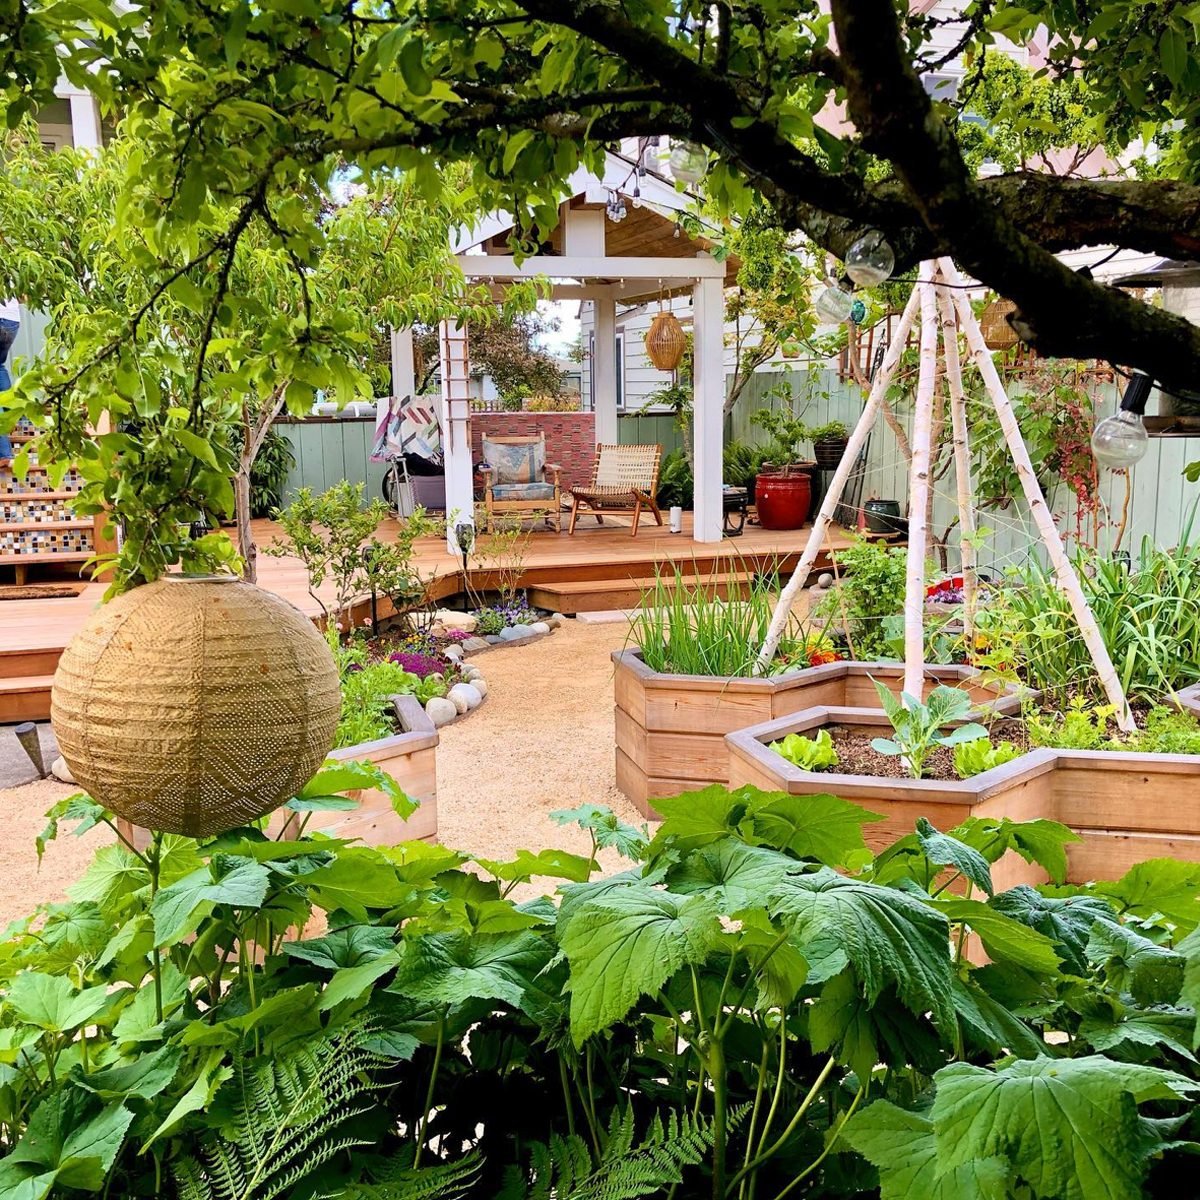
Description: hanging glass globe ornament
844,230,896,286
1091,410,1149,469
814,284,855,324
1091,372,1152,470
849,299,867,324
668,141,708,186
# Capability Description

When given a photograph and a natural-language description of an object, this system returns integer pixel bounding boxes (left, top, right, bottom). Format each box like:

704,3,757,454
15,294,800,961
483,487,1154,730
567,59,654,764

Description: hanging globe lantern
668,141,708,186
980,297,1019,350
51,575,341,838
844,231,895,286
645,311,688,371
813,285,855,324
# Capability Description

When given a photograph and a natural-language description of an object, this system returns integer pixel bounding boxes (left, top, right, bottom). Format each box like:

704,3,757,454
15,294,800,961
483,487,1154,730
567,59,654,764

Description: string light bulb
844,230,895,286
668,140,708,185
813,284,855,324
1091,372,1152,470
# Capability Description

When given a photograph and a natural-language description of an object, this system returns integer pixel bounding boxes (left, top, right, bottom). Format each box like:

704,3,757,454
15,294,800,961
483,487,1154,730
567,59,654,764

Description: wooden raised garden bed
314,694,439,843
726,705,1200,886
612,649,1029,817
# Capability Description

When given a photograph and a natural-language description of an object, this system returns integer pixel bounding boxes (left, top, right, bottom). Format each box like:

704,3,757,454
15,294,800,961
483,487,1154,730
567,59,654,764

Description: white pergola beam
456,255,726,281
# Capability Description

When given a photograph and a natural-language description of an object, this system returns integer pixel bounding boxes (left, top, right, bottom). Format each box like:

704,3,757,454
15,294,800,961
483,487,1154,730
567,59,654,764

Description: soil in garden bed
826,720,1031,781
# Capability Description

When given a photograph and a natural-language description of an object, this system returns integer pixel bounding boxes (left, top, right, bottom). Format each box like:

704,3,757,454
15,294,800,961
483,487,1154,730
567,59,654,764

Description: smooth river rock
448,682,483,711
424,697,458,727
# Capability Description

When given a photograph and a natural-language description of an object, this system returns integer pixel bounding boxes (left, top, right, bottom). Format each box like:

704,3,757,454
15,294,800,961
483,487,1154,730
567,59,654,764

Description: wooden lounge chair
479,432,561,533
567,443,663,537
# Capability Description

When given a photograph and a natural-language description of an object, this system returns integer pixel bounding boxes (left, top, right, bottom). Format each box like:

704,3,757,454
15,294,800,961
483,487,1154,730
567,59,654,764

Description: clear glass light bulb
844,231,895,286
668,141,708,185
813,285,854,324
1091,410,1149,470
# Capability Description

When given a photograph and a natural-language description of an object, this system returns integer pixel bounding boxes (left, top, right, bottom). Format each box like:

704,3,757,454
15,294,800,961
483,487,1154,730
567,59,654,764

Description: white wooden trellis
756,259,1136,732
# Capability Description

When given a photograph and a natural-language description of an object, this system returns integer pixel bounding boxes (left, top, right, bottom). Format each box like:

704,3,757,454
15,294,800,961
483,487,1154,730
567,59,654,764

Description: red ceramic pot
755,470,812,530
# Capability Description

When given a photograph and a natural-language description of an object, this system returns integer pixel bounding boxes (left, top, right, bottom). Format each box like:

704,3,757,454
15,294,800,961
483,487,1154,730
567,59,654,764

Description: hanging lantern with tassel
51,575,341,838
980,297,1019,350
645,310,687,372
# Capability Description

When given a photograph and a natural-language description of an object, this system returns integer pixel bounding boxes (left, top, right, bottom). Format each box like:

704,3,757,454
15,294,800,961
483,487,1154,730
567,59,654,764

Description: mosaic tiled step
0,497,79,523
0,523,94,559
0,466,84,496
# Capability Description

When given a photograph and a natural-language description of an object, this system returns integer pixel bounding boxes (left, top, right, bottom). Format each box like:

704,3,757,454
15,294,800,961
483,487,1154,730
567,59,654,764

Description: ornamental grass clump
630,561,805,677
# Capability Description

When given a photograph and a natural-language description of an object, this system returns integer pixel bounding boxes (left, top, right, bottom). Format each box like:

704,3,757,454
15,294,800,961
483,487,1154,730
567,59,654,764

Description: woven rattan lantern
980,297,1019,351
645,311,687,372
51,575,340,837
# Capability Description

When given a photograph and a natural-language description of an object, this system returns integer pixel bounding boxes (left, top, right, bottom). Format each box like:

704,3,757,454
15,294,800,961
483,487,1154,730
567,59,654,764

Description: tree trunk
235,453,256,584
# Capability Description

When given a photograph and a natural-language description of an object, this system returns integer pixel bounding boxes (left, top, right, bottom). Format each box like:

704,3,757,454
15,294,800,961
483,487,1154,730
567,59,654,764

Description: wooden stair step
528,571,761,614
0,674,54,722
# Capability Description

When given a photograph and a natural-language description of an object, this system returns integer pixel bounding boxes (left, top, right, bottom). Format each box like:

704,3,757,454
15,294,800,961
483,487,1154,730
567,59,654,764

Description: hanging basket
51,575,340,838
980,298,1019,351
645,312,687,372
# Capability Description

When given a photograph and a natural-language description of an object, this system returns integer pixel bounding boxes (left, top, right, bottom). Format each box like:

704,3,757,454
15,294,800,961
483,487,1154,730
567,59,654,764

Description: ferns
500,1107,722,1200
324,1153,481,1199
172,1026,390,1200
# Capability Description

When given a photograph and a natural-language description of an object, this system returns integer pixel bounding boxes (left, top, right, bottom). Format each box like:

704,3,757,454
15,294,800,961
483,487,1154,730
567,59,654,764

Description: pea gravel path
0,619,643,925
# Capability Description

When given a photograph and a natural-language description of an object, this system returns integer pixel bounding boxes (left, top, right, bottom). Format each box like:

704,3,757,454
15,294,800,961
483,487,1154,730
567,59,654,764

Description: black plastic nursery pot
813,437,848,470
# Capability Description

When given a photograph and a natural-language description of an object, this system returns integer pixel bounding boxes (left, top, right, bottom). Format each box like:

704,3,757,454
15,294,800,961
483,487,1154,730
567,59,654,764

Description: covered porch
390,158,742,553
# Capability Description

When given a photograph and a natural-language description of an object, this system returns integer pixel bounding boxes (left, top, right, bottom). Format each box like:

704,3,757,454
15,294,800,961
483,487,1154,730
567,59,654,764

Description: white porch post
64,88,102,150
390,327,416,398
692,271,725,543
593,297,619,445
439,321,475,555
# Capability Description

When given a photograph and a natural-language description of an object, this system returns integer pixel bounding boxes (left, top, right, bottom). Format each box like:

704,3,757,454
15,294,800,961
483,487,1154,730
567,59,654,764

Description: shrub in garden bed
6,778,1200,1199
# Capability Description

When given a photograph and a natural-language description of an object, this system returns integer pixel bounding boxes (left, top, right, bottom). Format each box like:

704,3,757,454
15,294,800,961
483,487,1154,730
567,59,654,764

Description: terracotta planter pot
726,705,1200,886
611,650,1029,817
755,470,812,530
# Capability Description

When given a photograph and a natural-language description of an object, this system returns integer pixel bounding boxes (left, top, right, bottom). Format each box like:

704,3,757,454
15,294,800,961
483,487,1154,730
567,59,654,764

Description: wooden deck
0,515,864,722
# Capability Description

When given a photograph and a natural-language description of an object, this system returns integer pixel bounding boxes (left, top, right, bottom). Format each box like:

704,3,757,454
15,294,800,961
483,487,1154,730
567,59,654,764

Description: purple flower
388,650,446,678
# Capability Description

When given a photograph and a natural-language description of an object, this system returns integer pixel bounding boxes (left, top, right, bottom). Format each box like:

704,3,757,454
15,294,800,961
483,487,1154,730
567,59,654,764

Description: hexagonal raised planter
725,705,1200,886
613,649,1030,817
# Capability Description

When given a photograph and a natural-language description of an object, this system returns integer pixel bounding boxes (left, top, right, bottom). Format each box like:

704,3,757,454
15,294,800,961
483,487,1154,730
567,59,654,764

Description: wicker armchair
567,443,663,537
479,433,561,533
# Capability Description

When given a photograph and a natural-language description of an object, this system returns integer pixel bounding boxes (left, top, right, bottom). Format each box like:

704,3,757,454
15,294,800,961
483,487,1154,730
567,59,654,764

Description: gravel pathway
0,618,643,925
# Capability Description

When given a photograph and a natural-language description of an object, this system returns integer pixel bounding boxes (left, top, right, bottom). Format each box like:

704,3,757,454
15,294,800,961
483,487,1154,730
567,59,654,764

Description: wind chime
755,257,1137,733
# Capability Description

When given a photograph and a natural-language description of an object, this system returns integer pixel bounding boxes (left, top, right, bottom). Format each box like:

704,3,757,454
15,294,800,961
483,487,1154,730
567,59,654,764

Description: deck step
0,674,54,722
528,571,760,615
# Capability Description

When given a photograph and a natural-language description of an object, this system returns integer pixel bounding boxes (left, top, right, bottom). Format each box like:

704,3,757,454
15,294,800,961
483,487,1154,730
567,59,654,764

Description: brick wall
472,412,597,490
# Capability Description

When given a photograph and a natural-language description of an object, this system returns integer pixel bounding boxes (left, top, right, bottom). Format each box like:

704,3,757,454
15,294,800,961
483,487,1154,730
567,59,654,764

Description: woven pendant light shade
980,298,1019,350
51,576,340,838
645,312,687,371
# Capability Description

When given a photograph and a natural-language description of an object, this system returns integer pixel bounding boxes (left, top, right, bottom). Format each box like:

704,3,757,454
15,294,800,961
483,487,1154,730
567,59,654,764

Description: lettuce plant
953,736,1024,778
769,728,840,771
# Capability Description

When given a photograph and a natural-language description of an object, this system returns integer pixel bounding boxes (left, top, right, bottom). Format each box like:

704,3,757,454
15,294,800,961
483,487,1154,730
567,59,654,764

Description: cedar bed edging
726,705,1200,887
319,694,439,844
612,649,1030,818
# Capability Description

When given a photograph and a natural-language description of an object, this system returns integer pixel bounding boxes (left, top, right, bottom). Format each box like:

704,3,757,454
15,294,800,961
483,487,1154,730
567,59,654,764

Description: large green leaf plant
2,777,1200,1199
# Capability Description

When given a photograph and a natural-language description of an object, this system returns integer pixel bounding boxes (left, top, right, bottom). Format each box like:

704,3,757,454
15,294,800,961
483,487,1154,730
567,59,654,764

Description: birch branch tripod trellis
754,258,1137,733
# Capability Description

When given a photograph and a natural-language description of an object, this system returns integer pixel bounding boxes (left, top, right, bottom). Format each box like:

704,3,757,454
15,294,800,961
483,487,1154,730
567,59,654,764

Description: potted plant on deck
809,419,850,469
750,407,816,530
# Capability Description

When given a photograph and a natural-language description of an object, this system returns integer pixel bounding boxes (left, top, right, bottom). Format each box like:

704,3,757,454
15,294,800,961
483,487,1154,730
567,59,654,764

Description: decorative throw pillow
483,437,545,485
